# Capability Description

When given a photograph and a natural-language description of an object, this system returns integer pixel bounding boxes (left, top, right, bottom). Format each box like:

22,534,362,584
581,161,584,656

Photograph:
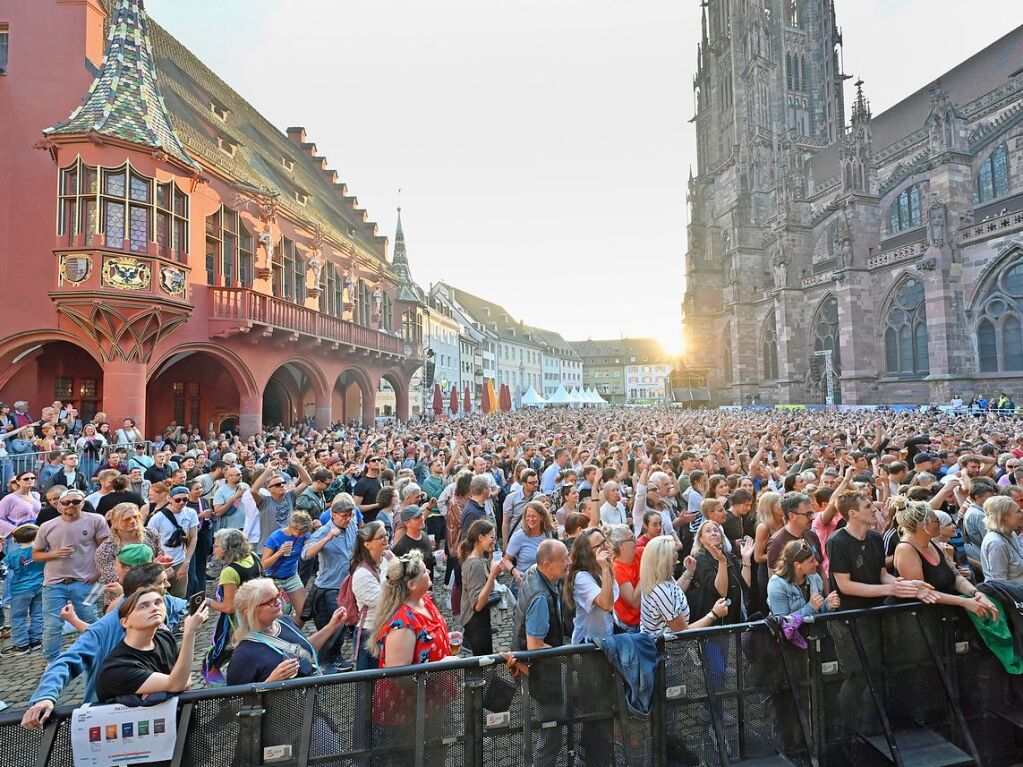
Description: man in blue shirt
20,560,185,728
540,449,569,494
301,495,358,667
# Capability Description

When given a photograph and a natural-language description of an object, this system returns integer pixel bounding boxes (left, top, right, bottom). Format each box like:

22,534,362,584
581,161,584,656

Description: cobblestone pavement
0,568,515,712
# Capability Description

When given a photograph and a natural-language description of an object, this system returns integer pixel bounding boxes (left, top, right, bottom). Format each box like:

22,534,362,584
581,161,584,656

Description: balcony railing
209,287,411,357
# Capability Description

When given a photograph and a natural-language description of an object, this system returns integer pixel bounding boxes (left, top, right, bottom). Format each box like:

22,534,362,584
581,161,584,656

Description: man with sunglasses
353,455,384,523
146,486,198,598
32,489,109,661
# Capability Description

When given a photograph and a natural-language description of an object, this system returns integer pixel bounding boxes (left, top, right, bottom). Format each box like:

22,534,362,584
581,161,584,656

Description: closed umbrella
499,383,512,412
432,383,443,416
482,383,492,414
449,387,459,415
463,385,472,413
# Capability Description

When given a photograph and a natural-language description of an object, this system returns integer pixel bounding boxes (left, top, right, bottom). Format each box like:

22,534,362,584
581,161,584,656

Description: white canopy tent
520,386,546,408
547,386,573,406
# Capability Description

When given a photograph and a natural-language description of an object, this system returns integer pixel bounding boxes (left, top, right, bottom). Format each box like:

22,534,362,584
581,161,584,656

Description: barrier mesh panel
0,720,45,767
181,696,243,767
880,609,947,729
819,616,883,745
479,660,525,767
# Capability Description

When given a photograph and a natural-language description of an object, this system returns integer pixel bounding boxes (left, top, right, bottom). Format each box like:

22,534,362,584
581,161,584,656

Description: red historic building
0,0,423,437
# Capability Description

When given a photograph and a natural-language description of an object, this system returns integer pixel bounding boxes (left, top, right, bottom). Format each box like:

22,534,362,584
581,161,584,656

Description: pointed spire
43,0,199,171
391,197,424,303
851,78,870,123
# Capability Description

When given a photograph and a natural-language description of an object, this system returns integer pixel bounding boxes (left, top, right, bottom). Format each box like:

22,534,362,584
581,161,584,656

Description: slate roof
44,0,200,171
811,24,1023,185
441,285,543,347
525,326,582,360
570,338,667,361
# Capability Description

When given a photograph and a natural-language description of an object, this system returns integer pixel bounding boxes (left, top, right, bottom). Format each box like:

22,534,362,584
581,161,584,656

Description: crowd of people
3,399,1023,763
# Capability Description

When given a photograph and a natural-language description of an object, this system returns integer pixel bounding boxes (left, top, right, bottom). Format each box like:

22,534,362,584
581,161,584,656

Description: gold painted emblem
159,266,186,296
59,254,92,284
102,257,151,291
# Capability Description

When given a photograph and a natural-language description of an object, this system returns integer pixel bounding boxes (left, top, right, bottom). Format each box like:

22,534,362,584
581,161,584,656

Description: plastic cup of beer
448,631,463,656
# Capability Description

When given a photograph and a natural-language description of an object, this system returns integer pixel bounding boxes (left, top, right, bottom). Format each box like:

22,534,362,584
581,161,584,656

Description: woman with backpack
202,528,263,684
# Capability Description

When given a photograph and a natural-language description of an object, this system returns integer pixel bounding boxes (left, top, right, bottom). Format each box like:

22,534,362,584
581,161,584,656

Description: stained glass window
978,319,998,372
976,144,1010,203
129,174,150,203
888,186,923,234
883,278,928,374
129,205,148,252
1003,315,1023,371
762,311,778,379
104,201,125,249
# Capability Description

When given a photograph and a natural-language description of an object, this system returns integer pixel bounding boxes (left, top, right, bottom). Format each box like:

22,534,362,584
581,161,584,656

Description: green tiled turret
44,0,200,171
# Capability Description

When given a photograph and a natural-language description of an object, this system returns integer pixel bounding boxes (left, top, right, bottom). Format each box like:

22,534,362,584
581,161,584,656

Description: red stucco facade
0,0,422,436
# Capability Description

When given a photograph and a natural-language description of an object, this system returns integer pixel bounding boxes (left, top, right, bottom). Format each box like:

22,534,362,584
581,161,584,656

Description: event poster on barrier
70,698,177,767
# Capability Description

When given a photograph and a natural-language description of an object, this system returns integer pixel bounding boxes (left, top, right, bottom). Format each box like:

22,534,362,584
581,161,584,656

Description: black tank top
895,540,957,594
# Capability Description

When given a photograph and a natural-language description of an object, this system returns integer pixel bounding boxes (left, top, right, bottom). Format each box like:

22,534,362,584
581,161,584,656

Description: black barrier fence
1,603,1021,767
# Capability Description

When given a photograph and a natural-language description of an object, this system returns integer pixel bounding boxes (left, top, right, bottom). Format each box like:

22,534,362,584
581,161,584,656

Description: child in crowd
3,524,45,656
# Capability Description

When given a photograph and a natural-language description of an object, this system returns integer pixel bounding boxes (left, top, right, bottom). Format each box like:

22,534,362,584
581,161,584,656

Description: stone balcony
208,287,416,360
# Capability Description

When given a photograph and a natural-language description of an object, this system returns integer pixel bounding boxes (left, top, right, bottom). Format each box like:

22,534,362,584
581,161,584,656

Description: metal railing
0,603,1019,766
0,442,155,488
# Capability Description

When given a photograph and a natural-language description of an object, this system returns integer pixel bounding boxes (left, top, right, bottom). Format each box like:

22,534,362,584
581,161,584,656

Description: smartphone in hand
187,593,206,615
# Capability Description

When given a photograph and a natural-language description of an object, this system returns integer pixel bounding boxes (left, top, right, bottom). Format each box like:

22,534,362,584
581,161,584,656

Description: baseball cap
117,543,155,566
913,453,934,465
170,485,190,498
400,504,425,523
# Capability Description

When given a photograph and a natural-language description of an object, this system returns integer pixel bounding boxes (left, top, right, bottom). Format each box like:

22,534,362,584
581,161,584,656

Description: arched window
722,327,734,383
887,185,922,234
973,259,1023,372
786,53,793,90
809,296,842,404
975,144,1009,203
800,56,807,92
761,311,779,380
883,278,929,374
785,0,802,28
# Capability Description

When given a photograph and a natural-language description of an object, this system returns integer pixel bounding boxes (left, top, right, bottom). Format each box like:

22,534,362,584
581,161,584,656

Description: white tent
590,389,608,405
547,385,573,406
585,388,601,404
568,388,584,407
521,386,546,408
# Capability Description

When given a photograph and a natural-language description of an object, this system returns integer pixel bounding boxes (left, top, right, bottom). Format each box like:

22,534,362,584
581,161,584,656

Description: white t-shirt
352,563,383,628
571,570,619,644
640,580,689,635
147,507,199,565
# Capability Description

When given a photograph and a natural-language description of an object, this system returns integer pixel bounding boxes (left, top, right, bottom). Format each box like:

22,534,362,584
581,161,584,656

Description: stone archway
334,368,374,427
263,360,328,428
0,334,105,422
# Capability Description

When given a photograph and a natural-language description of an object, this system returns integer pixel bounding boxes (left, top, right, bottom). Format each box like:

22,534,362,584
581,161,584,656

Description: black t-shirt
96,629,178,703
352,476,382,521
392,531,436,572
826,528,886,610
96,490,146,518
689,550,744,624
722,510,757,548
145,464,172,483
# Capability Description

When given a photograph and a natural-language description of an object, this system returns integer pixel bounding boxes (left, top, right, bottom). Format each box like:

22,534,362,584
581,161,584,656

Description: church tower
683,0,846,400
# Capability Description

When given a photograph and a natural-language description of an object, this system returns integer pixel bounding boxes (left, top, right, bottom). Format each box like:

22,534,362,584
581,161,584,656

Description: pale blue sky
147,0,1021,353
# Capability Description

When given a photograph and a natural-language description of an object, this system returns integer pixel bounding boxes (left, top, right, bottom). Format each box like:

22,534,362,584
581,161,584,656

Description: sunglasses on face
171,497,188,504
60,499,83,507
268,482,285,489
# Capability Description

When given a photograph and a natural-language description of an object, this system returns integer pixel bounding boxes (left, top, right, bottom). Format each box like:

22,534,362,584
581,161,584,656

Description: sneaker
29,641,42,652
3,645,30,657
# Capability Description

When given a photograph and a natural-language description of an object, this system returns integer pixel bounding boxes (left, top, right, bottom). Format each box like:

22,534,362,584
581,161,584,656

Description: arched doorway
381,370,410,421
0,338,104,422
263,361,327,428
377,378,396,420
334,369,372,427
147,350,248,436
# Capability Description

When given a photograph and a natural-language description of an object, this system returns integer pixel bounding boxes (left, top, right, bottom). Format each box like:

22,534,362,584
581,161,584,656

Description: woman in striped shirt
638,535,728,635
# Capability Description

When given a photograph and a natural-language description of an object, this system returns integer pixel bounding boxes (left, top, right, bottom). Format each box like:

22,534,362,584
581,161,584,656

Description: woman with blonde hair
94,502,166,587
639,535,726,634
370,550,457,765
752,491,782,612
893,501,999,618
225,577,346,685
980,495,1023,582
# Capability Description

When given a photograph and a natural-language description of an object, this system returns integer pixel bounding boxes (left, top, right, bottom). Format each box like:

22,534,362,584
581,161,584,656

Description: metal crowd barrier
0,603,1020,767
0,442,155,487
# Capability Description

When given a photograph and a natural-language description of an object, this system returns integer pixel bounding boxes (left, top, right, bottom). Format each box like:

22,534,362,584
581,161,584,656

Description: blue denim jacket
595,632,659,717
766,573,832,618
31,595,186,704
